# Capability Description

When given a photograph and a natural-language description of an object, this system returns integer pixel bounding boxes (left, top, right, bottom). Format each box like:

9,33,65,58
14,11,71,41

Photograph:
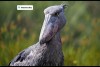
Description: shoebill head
39,4,67,44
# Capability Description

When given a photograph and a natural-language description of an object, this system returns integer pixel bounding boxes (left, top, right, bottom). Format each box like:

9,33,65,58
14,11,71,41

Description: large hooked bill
39,14,59,44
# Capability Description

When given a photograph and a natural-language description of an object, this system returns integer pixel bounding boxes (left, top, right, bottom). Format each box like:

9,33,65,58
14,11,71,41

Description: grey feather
9,4,66,66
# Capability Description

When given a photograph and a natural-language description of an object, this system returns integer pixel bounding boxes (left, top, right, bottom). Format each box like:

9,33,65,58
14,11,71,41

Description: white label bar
17,5,33,10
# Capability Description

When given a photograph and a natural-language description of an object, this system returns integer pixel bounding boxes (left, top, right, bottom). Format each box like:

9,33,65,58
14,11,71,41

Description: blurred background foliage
0,1,100,66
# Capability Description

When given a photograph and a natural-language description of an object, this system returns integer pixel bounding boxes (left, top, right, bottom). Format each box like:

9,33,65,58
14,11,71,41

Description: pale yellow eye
53,12,59,16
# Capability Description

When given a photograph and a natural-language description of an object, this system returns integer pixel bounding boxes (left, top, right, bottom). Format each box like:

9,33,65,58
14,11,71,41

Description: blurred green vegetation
0,1,100,66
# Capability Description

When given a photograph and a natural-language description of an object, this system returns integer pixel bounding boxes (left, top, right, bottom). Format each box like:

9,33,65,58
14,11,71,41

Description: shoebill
9,4,67,66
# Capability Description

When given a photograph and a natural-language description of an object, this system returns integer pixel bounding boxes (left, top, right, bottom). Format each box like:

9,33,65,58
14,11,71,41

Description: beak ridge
39,15,59,44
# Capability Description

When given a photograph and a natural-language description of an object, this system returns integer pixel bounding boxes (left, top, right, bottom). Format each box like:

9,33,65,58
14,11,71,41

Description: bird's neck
47,31,62,48
45,32,63,65
36,31,63,66
50,32,61,44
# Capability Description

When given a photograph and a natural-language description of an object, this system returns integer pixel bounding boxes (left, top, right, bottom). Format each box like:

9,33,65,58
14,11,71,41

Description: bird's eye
53,12,59,16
